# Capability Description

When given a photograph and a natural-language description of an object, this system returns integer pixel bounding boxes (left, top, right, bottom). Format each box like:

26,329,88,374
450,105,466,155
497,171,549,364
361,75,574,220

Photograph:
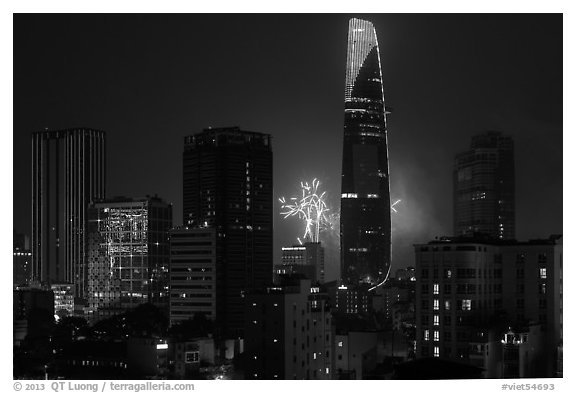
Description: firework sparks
391,199,402,213
279,178,330,243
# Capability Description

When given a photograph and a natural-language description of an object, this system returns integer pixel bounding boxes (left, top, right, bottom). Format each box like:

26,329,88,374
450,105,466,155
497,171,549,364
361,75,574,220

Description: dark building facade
340,18,391,288
31,128,106,299
13,287,55,347
414,235,562,377
86,196,172,320
244,280,333,379
183,127,273,337
454,131,515,240
14,232,32,286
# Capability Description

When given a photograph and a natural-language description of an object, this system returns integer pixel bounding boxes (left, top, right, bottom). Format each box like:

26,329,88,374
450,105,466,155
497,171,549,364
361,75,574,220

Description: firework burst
279,178,330,243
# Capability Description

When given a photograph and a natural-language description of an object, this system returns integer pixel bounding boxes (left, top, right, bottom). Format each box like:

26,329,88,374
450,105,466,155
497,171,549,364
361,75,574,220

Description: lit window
433,331,439,342
273,339,278,343
462,299,472,311
434,346,440,357
185,351,199,363
424,329,429,341
433,283,439,295
338,341,343,347
540,268,547,279
433,299,439,310
313,353,317,359
326,368,330,374
433,315,439,326
445,300,451,311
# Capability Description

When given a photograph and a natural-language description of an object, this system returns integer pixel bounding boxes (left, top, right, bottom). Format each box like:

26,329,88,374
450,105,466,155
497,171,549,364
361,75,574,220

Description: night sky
13,14,563,282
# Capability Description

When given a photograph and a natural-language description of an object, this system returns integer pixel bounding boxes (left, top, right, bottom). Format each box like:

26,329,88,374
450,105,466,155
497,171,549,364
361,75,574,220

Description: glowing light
279,178,330,243
391,199,401,213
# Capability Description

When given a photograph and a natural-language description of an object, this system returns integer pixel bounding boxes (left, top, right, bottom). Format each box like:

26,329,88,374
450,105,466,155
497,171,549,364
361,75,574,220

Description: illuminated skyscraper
183,127,273,337
31,128,106,299
86,196,172,320
454,131,515,240
340,18,391,287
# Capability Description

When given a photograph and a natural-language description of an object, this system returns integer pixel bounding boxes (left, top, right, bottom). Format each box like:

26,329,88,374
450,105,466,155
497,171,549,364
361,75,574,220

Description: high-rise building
31,128,106,299
244,279,333,379
414,235,562,377
454,131,515,239
183,127,273,337
274,242,325,284
169,227,217,325
86,196,172,320
340,18,391,287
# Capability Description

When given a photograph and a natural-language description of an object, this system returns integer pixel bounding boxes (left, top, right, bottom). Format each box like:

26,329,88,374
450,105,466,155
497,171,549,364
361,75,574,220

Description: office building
340,18,391,287
414,235,562,377
31,128,106,299
169,227,217,325
274,242,325,284
333,284,370,315
454,131,515,239
86,196,172,320
244,279,332,379
52,283,75,318
183,127,273,337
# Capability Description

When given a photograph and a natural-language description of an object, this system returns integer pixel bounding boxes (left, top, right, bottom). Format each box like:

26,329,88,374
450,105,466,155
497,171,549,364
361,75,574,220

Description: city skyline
13,14,562,280
11,12,565,381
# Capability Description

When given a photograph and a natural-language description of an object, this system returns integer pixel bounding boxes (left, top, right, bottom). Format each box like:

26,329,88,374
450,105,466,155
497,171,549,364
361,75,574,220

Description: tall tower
31,128,106,299
340,18,391,287
453,131,515,240
183,127,273,337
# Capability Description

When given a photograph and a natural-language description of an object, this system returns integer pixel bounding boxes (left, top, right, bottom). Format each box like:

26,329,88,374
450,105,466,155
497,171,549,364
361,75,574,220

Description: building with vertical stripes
31,128,105,300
